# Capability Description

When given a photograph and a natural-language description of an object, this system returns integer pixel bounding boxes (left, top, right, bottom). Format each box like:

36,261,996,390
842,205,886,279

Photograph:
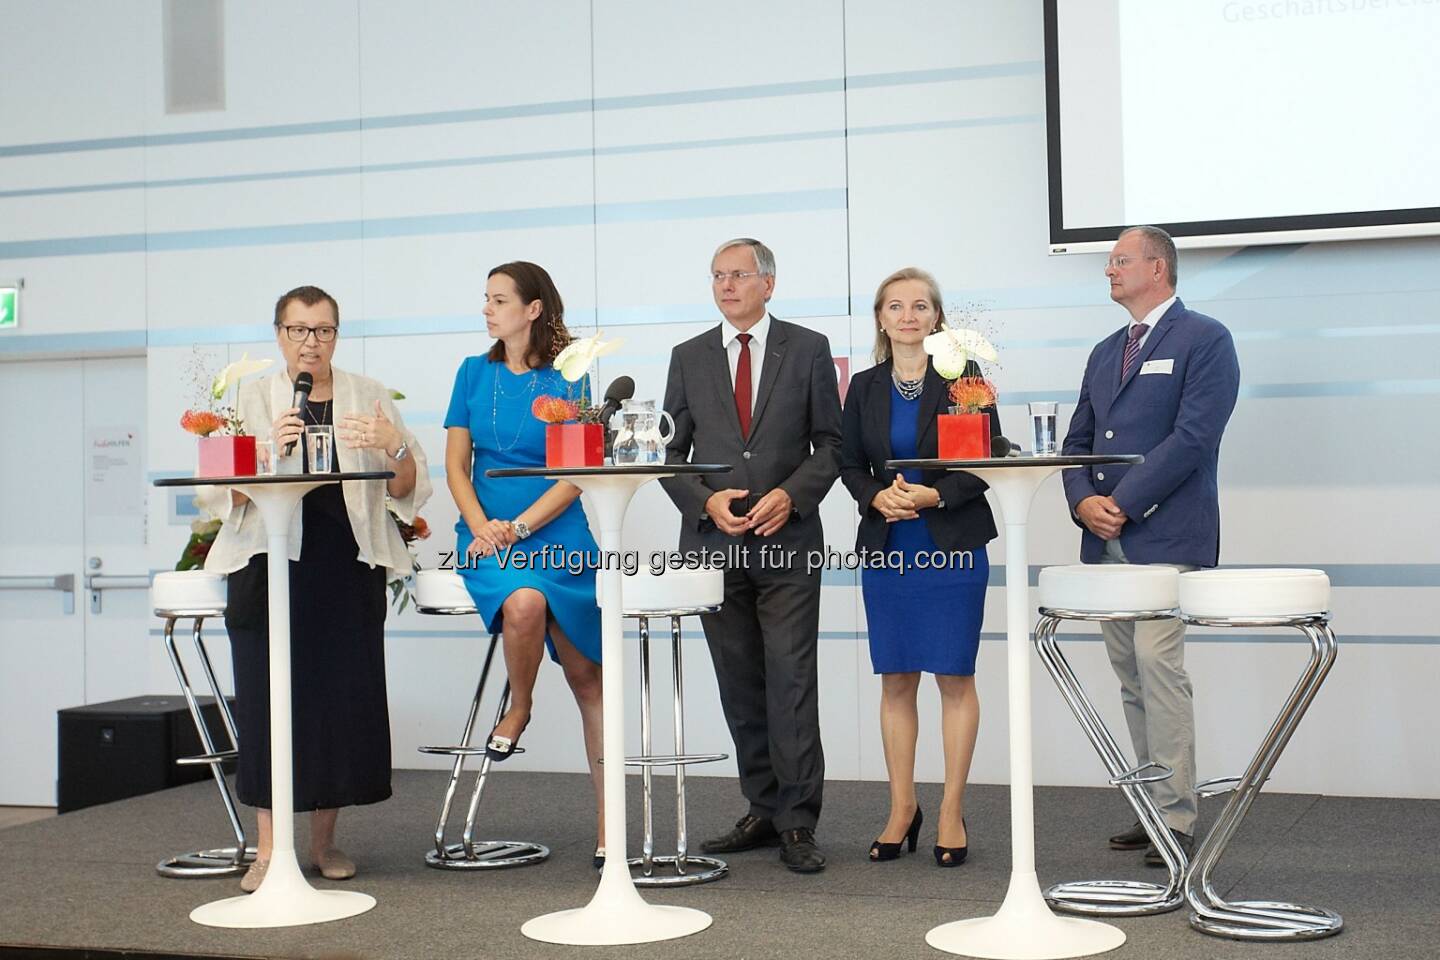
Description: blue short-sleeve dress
444,356,601,664
859,382,988,676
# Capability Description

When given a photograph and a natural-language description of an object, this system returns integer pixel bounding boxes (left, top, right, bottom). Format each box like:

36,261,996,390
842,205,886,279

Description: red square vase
937,412,991,460
545,423,604,467
197,435,257,478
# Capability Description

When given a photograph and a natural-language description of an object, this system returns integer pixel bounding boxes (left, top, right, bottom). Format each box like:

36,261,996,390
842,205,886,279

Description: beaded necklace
491,363,538,453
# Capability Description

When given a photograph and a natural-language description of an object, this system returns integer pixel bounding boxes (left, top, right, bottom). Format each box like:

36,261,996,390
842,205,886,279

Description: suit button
1104,430,1114,439
742,451,752,460
1096,472,1105,481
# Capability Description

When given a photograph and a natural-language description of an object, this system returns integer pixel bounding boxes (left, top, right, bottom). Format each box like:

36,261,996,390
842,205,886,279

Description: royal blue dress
860,383,988,676
444,357,601,664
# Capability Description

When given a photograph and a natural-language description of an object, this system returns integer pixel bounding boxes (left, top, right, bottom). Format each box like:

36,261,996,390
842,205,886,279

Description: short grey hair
712,237,776,277
1121,225,1178,288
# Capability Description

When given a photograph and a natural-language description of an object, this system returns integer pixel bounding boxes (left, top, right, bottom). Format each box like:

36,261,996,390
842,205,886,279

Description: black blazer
839,358,999,553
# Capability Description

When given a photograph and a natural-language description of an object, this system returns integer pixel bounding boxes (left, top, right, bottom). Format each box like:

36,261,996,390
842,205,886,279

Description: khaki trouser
1099,538,1198,836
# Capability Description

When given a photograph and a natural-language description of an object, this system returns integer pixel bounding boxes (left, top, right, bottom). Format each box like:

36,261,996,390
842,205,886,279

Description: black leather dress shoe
1144,829,1195,867
701,815,781,854
1108,821,1150,850
779,827,827,873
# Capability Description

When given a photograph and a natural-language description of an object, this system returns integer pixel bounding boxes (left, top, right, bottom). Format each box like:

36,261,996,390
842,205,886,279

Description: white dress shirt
1128,295,1176,351
722,312,771,409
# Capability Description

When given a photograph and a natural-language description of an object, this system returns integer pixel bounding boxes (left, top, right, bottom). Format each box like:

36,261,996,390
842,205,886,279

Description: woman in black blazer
840,267,999,867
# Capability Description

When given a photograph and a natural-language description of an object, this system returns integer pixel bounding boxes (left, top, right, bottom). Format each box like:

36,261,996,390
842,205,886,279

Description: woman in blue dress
839,268,999,867
444,261,605,855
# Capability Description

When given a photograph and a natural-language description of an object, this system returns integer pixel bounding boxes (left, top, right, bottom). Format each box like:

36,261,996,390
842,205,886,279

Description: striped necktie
1122,322,1150,380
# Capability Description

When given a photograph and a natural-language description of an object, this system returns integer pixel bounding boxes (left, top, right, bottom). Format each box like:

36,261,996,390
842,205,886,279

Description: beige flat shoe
240,859,268,893
312,848,356,880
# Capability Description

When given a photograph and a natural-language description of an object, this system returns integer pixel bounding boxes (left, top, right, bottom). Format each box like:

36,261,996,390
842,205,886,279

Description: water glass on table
1029,401,1058,456
304,424,335,474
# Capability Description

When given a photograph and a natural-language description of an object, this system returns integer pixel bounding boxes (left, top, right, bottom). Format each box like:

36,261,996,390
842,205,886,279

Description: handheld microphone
284,372,314,455
991,435,1016,458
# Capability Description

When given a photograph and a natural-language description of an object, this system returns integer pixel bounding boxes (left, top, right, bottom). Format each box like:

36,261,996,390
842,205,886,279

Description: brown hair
871,267,946,363
274,285,339,327
485,261,572,369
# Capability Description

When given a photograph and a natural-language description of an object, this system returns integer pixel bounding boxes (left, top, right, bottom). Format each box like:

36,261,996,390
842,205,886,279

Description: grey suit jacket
661,316,843,566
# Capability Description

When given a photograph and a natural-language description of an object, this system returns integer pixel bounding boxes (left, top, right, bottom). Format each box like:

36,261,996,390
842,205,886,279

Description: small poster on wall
87,427,142,517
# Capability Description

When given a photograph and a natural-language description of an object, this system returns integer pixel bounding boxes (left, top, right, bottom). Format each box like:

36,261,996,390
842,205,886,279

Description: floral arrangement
924,304,1000,413
179,351,273,436
532,330,623,424
387,507,431,613
174,516,222,571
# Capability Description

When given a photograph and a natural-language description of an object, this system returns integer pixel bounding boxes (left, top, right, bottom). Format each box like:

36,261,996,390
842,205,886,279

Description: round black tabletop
886,454,1143,470
487,463,731,479
153,471,394,487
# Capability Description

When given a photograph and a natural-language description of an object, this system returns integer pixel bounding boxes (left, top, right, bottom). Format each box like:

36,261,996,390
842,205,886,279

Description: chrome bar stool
150,571,256,878
413,569,548,870
1179,568,1342,941
621,568,728,886
1033,564,1188,916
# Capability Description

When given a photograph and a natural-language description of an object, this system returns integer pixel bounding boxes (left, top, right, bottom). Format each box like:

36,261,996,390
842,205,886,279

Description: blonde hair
871,267,946,363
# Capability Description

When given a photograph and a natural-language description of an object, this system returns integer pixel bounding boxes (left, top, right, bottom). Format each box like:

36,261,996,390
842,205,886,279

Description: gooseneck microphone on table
284,372,313,455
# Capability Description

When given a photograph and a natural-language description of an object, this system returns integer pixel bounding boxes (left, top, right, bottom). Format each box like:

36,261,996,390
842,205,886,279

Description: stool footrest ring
1109,760,1173,786
1196,774,1268,799
175,750,237,766
1190,900,1343,941
615,753,728,767
419,744,489,757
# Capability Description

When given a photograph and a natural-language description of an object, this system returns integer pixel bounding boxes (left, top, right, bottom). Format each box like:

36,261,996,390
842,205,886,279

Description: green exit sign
0,285,17,330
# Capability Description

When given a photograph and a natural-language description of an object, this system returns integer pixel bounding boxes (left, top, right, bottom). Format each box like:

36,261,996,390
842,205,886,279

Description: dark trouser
700,563,824,833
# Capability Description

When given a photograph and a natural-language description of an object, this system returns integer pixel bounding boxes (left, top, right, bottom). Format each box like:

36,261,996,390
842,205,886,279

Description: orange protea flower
532,395,580,424
411,516,431,540
947,377,997,414
180,409,228,436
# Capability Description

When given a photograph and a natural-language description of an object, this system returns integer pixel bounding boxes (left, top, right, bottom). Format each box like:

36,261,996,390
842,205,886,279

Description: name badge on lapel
1139,358,1174,375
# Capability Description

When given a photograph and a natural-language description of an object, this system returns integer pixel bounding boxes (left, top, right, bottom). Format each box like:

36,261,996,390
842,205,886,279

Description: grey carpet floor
0,769,1435,959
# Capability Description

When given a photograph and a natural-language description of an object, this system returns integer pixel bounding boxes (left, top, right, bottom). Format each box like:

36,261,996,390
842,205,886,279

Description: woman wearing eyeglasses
196,285,431,892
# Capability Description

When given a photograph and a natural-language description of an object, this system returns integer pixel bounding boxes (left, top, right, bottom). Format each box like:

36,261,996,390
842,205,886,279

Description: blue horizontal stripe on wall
0,115,1043,201
0,61,1043,159
0,189,847,260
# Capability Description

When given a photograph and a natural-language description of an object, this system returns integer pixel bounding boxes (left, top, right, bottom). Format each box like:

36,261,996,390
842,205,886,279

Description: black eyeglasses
280,325,338,343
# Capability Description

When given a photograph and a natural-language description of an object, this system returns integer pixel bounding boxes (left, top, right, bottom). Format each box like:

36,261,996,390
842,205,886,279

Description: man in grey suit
661,238,842,873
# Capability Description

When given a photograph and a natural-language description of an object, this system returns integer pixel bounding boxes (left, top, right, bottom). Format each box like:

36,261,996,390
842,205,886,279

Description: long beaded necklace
491,362,538,453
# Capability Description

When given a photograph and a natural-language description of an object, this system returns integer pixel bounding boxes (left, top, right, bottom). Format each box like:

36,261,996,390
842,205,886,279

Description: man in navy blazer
1062,225,1240,864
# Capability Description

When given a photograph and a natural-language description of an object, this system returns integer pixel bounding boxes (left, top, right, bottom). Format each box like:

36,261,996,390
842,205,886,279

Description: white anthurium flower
210,353,273,400
554,329,624,382
923,328,999,379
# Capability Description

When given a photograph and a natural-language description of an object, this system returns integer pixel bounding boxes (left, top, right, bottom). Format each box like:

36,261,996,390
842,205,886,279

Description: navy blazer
840,358,999,553
1061,297,1241,567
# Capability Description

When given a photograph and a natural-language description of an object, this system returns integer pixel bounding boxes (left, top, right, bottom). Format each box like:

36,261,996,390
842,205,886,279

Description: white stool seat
1038,564,1179,614
1179,568,1329,619
623,567,723,614
152,571,227,614
414,569,476,612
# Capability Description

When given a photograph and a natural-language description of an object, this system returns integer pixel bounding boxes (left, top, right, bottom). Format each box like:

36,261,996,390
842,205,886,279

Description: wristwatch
935,497,946,510
390,441,410,462
512,519,532,540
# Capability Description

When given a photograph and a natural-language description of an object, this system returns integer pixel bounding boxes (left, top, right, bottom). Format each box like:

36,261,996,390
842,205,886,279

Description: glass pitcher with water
610,399,675,464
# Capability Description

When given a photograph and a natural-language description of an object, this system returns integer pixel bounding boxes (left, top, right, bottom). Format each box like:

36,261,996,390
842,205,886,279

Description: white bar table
487,463,728,946
887,454,1141,960
154,471,391,929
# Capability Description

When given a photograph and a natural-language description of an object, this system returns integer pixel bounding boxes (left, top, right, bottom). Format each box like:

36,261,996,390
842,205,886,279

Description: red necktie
1122,322,1150,380
734,332,753,438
